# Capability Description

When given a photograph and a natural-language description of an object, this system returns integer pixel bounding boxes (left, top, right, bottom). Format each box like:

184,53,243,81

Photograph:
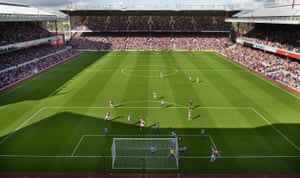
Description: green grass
0,51,299,173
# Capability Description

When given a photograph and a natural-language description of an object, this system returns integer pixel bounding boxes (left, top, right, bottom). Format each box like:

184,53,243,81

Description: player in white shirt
160,71,164,78
105,112,110,121
127,114,131,124
153,91,158,100
161,100,165,108
188,109,192,121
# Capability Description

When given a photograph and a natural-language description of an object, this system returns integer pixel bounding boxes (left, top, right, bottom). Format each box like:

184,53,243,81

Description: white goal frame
111,137,179,170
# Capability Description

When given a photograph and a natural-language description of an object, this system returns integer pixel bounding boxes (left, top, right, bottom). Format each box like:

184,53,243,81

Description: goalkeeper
169,147,175,158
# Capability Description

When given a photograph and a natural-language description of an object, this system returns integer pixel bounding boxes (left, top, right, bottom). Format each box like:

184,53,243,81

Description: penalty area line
0,107,45,145
71,135,85,156
251,108,300,151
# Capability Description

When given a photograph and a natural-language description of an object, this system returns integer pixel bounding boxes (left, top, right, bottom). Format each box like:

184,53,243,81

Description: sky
6,0,290,15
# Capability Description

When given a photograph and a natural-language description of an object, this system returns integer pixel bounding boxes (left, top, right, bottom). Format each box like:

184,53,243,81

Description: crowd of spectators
0,21,81,90
128,16,150,31
107,16,129,31
71,15,230,32
238,24,300,53
221,45,299,92
69,32,230,51
150,16,172,31
0,45,80,90
194,16,229,31
172,16,195,31
71,16,108,31
0,22,53,46
0,45,67,71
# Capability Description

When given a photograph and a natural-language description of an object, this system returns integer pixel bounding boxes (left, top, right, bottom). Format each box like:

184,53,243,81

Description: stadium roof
226,3,300,24
61,3,240,16
0,1,60,22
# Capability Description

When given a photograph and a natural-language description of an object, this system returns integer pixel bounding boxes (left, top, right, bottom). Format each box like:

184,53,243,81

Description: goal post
111,138,179,170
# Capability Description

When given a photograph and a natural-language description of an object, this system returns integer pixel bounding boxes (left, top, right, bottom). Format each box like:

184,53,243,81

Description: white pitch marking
121,65,178,78
251,108,300,151
0,107,45,145
71,135,85,156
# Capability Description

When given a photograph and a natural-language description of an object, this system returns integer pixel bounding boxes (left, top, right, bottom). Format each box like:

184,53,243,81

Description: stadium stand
0,44,66,71
69,32,231,51
70,15,229,32
221,45,300,92
129,16,150,31
0,47,80,89
238,24,300,52
68,14,232,51
0,22,53,46
0,2,80,91
224,3,300,93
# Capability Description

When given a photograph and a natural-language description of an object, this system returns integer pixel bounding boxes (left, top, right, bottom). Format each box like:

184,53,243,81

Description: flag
292,0,295,9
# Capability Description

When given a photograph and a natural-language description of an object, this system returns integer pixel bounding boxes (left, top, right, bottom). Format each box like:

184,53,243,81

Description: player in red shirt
210,147,219,163
140,117,145,132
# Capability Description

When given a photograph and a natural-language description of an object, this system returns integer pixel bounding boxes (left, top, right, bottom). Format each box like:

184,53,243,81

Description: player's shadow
190,80,203,84
158,96,164,100
133,120,140,126
148,123,156,129
111,116,123,121
194,105,201,109
166,104,173,108
114,104,124,108
191,114,200,120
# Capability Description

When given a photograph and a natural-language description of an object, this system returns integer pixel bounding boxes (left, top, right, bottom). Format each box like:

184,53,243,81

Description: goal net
111,138,179,170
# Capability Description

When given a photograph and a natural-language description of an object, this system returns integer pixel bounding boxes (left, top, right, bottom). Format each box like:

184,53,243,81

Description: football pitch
0,51,299,174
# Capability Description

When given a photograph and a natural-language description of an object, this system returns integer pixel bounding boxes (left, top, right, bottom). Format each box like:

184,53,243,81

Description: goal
111,138,179,170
